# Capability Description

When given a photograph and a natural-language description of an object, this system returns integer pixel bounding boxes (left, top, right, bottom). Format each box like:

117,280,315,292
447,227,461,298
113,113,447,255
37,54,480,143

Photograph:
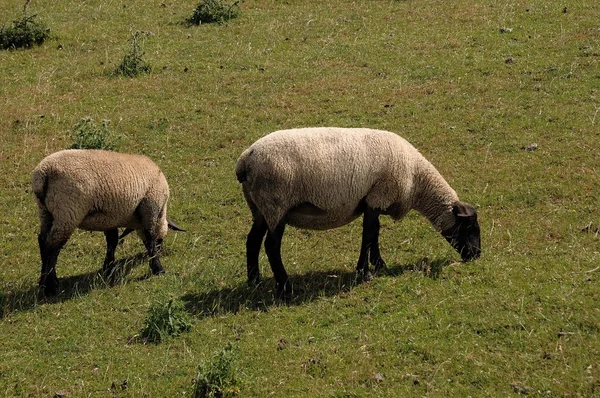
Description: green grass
1,0,599,395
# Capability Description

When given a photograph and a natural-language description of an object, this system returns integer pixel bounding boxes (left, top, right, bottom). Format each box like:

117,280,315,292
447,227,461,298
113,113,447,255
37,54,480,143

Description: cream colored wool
236,127,460,232
33,149,169,246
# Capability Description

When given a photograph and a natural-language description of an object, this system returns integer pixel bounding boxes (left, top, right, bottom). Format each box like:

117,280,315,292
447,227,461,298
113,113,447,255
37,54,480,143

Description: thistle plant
188,0,242,25
0,0,50,50
113,31,152,77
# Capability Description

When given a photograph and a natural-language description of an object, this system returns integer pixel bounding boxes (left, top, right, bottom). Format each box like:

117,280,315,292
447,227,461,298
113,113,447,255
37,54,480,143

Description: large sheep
32,149,184,296
236,127,481,297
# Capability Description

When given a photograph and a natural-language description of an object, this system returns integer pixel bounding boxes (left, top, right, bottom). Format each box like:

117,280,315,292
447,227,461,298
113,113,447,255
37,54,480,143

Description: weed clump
139,299,193,344
69,117,118,150
194,343,242,397
113,31,152,77
188,0,242,25
0,0,49,50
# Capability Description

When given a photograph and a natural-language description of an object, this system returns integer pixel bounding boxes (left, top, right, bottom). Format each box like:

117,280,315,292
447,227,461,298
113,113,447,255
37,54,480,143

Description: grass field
1,0,599,396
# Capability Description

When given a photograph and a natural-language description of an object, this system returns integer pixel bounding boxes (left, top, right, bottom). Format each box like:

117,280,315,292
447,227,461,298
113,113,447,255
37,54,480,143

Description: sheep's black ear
453,202,477,219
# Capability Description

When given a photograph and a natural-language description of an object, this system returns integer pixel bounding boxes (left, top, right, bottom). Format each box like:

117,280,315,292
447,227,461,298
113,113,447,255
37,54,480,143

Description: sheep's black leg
264,222,290,299
135,199,166,275
369,215,386,272
38,233,67,297
37,213,71,297
102,229,119,280
40,243,65,297
357,207,382,282
38,212,55,296
38,231,55,296
246,215,268,286
144,230,165,275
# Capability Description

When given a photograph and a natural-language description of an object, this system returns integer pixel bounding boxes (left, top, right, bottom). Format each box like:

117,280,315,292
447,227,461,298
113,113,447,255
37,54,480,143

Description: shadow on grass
0,253,149,319
182,257,454,319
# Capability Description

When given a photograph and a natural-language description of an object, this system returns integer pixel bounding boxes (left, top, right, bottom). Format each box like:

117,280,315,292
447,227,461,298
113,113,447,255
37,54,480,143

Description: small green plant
194,343,242,397
139,299,193,344
113,31,152,77
188,0,242,25
0,0,49,50
69,117,117,150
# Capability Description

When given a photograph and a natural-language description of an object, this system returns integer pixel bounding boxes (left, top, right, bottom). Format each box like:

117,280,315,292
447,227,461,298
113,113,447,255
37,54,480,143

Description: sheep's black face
441,202,481,262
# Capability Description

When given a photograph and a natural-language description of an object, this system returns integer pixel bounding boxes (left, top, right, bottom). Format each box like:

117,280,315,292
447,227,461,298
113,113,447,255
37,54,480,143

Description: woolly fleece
33,149,169,246
236,127,460,232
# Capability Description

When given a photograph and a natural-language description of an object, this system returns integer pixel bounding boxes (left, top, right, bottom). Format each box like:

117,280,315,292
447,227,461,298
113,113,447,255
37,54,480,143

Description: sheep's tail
32,167,49,206
235,148,254,183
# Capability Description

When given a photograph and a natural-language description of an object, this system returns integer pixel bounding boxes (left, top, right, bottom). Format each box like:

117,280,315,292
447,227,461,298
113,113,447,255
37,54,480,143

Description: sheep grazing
236,127,481,297
32,149,184,297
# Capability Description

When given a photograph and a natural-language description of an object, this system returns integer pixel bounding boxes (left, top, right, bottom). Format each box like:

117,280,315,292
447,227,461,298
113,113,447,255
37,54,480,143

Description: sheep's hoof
373,258,387,273
275,281,292,302
40,278,59,297
356,270,374,283
150,259,165,275
247,275,262,288
152,267,166,275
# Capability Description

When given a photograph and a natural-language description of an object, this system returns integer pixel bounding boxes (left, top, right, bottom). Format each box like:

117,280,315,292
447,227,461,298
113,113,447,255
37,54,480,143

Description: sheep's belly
79,212,140,231
286,202,363,230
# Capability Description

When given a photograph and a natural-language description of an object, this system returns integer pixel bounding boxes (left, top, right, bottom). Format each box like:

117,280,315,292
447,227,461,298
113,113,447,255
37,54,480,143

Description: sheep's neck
412,164,458,232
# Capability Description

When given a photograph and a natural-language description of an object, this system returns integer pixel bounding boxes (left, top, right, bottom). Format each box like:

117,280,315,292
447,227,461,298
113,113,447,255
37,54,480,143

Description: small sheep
236,127,481,297
32,149,184,296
